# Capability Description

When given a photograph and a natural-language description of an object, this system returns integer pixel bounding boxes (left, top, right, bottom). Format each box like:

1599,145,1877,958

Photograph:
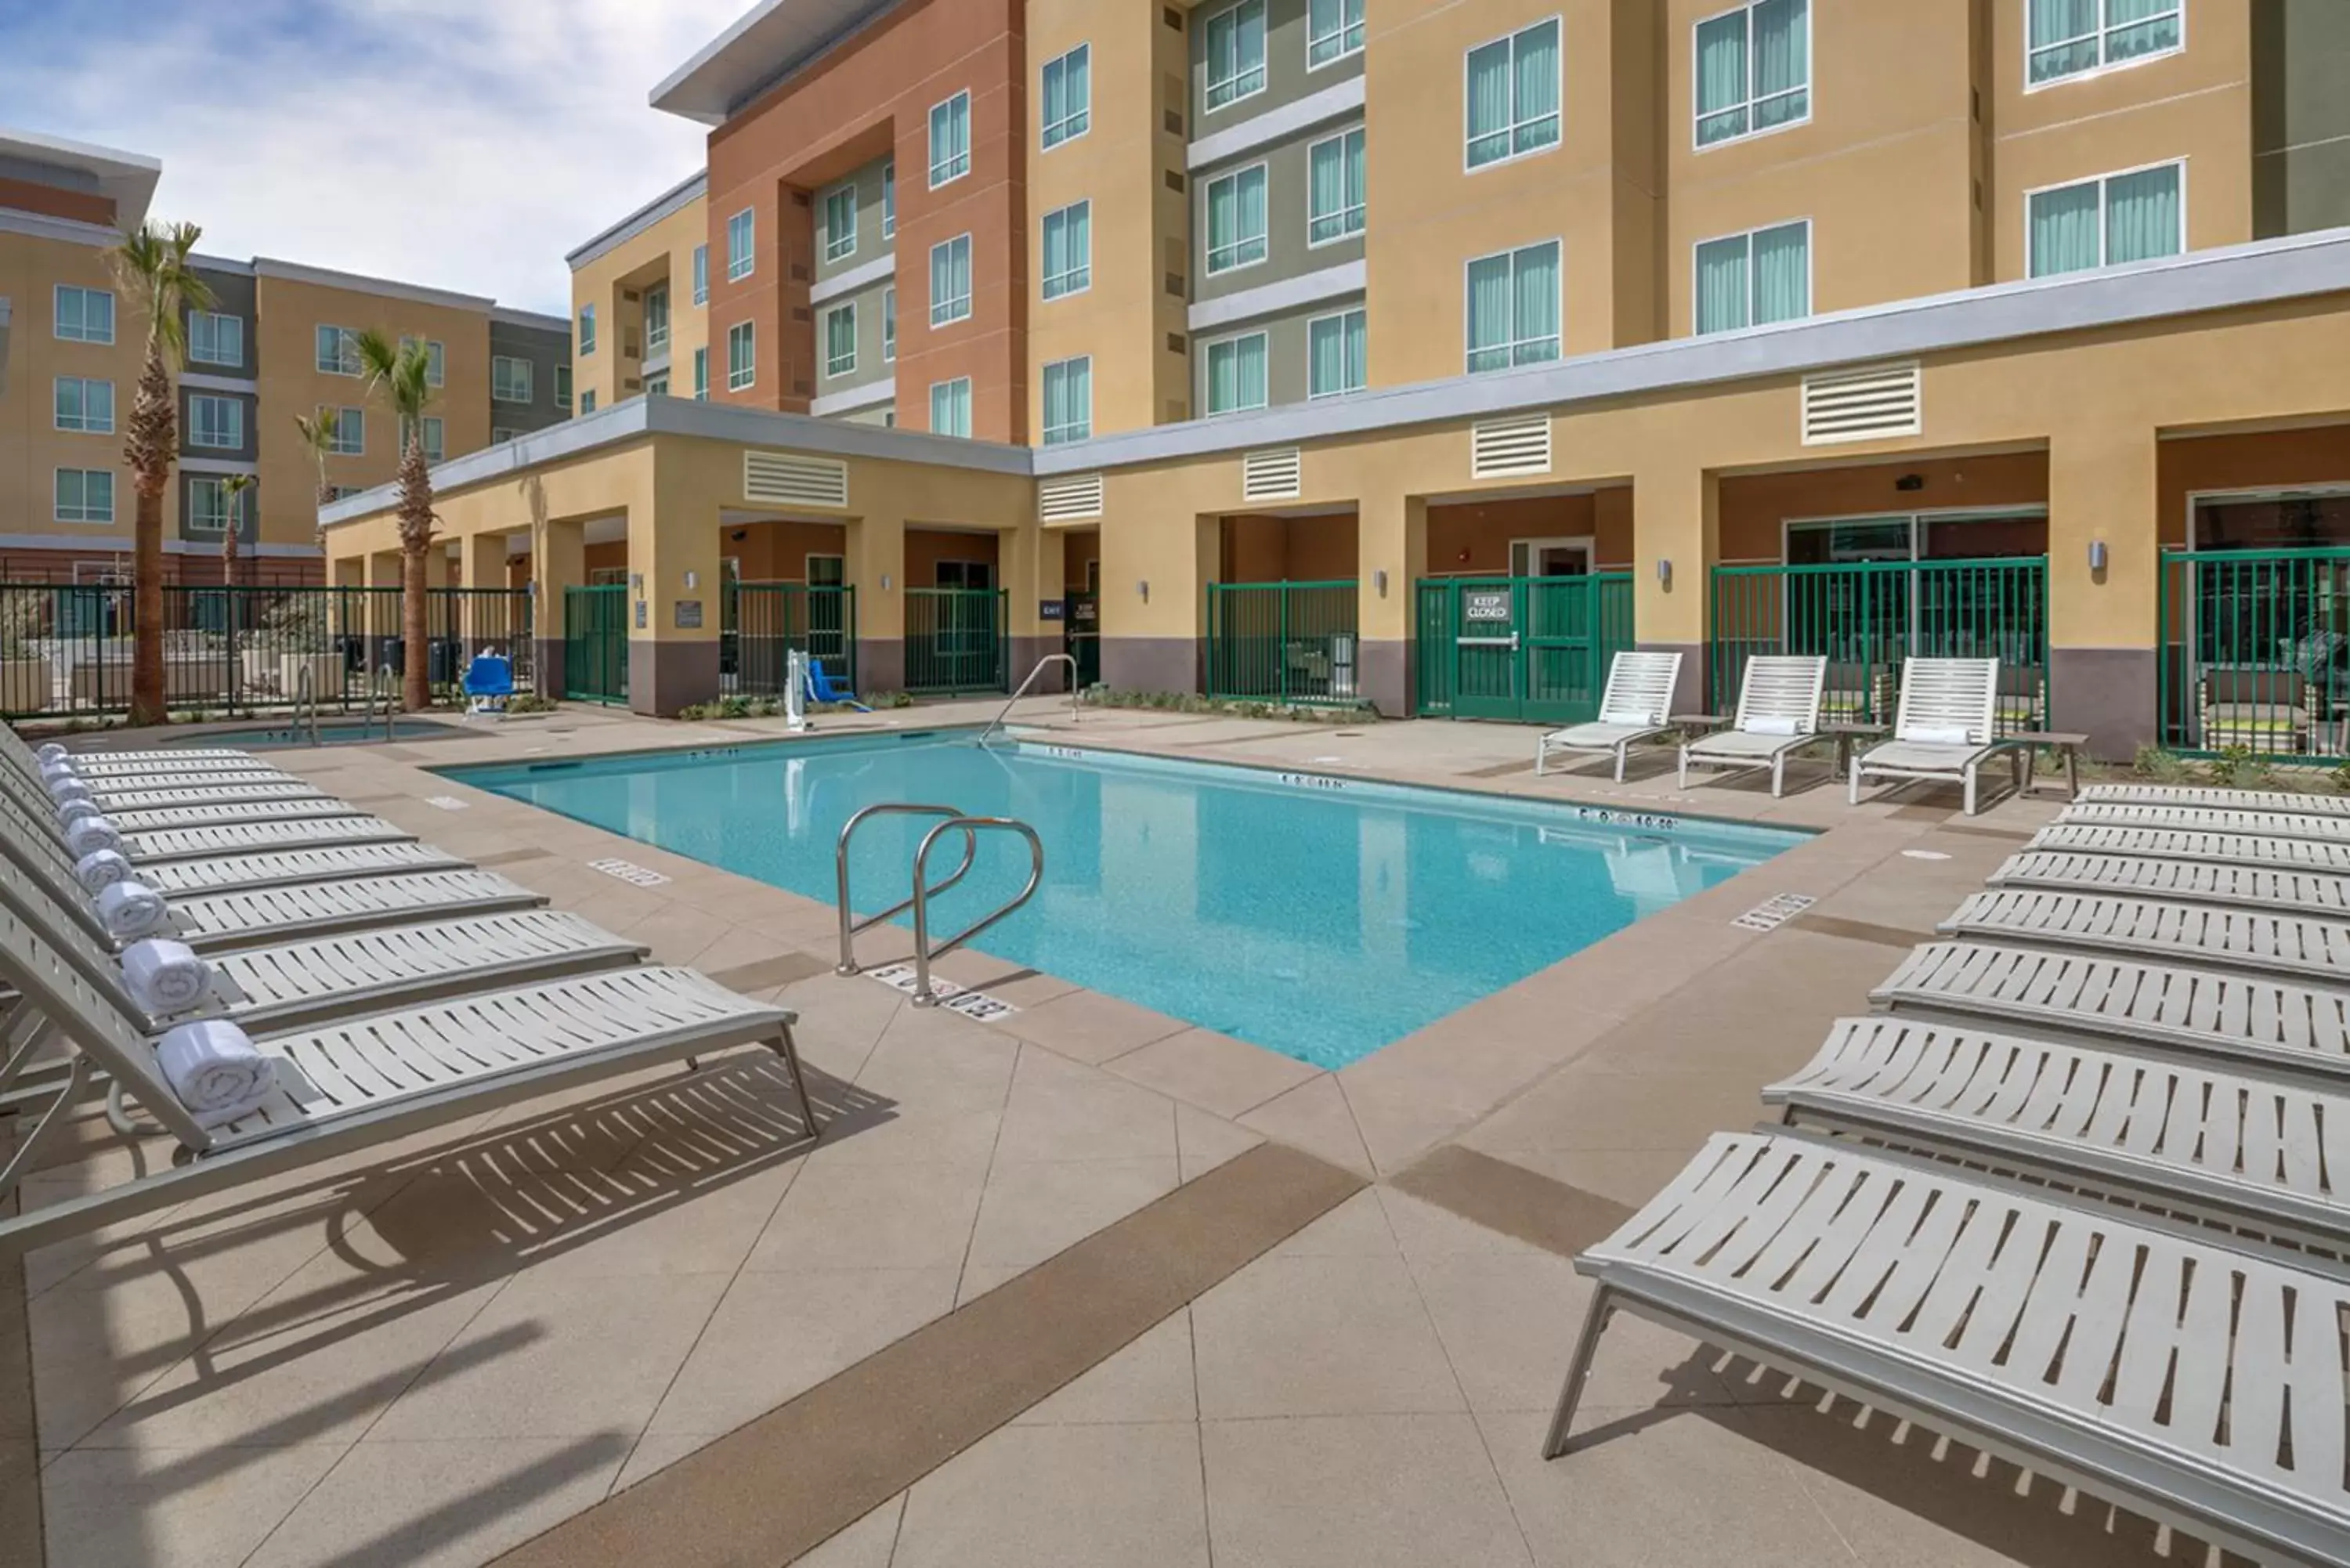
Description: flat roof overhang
0,127,161,228
649,0,902,125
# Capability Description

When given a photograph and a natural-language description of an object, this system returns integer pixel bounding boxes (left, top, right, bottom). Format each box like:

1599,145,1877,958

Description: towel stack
75,848,130,892
49,774,91,807
65,816,121,858
58,797,105,826
121,938,214,1017
35,742,68,764
98,880,173,940
154,1018,275,1129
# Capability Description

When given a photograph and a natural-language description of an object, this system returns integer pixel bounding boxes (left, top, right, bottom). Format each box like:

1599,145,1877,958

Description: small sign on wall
675,600,704,629
1039,600,1066,621
634,601,648,629
1464,590,1513,623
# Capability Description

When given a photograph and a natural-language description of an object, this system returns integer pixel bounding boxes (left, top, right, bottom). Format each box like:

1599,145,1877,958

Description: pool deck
2,700,2233,1567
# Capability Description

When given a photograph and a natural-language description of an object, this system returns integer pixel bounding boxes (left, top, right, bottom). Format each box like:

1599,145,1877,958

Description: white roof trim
0,125,161,228
651,0,906,125
565,170,710,269
0,208,120,248
491,306,572,334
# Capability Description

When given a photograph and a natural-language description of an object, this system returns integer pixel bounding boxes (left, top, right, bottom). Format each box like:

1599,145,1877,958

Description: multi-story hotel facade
328,0,2350,757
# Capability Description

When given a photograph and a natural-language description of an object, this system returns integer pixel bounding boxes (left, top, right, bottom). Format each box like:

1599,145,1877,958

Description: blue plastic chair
805,657,870,713
463,650,515,716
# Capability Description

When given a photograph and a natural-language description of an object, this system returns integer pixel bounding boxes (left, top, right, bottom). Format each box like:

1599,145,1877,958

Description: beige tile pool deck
0,700,2237,1566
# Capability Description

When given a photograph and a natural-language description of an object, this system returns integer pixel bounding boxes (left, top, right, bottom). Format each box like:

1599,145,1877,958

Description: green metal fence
905,587,1007,694
1205,580,1361,706
563,584,630,706
1710,557,2048,735
725,583,857,696
1413,574,1634,721
2159,547,2350,761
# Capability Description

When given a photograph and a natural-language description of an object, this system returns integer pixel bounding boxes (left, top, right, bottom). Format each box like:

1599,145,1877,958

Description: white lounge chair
1987,849,2350,919
65,779,334,811
1677,656,1827,798
2029,822,2350,873
1940,887,2350,986
2078,783,2350,818
2061,800,2350,845
0,786,460,896
1535,652,1683,781
1848,657,2021,815
0,762,355,836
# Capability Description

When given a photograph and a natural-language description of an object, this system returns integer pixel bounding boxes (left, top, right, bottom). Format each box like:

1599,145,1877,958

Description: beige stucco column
845,511,906,694
464,533,518,656
2047,425,2160,756
623,454,728,716
532,518,585,699
999,521,1061,693
1630,461,1719,714
1357,490,1427,717
1097,500,1216,695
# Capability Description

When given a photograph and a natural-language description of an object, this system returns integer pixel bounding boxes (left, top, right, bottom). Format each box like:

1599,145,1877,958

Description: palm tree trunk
126,349,174,727
396,431,435,712
220,521,241,710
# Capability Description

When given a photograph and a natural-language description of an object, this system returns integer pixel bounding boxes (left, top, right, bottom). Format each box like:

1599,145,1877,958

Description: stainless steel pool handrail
909,817,1043,1007
975,653,1079,747
834,803,979,975
292,662,322,746
365,663,396,740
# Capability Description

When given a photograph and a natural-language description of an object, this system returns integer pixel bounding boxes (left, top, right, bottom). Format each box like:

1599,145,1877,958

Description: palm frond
106,220,215,366
355,330,436,420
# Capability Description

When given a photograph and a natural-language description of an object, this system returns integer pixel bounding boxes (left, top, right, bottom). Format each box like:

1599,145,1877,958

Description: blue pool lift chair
463,649,515,717
806,658,871,713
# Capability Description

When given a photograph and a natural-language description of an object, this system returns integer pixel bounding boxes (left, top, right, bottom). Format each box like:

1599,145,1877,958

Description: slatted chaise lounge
2060,800,2350,845
0,763,372,842
66,779,336,811
1544,1133,2350,1568
1678,656,1828,798
1987,849,2350,919
1535,651,1683,780
1940,887,2350,985
1848,657,2022,816
2078,783,2350,817
2028,822,2350,873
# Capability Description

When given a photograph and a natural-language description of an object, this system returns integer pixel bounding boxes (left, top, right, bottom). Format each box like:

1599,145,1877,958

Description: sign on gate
1463,590,1513,623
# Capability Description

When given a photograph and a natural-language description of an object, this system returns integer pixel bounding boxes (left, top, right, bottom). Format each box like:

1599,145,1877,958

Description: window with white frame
824,303,858,378
324,406,365,454
1042,201,1091,299
1465,19,1560,168
1694,0,1810,147
930,92,971,186
1692,219,1810,334
1464,240,1561,373
645,285,670,352
645,374,670,397
492,355,534,403
316,323,363,374
931,234,973,326
1205,0,1267,110
555,365,573,409
419,416,444,462
1204,331,1268,414
54,285,114,344
1205,164,1268,274
53,377,114,434
398,338,446,387
883,163,896,239
55,468,114,523
1309,0,1365,67
493,428,522,445
2029,0,2182,85
823,184,858,264
2027,160,2184,276
580,390,598,414
728,322,757,391
727,208,756,280
883,287,897,361
188,393,244,450
1043,45,1090,149
931,377,973,438
1308,308,1367,398
187,310,242,367
187,475,251,535
1042,356,1091,445
577,305,597,356
692,244,710,305
1308,127,1366,244
693,347,709,401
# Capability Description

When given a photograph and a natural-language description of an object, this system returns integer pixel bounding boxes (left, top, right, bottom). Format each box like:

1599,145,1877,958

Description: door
1448,579,1524,720
562,584,629,704
1065,591,1100,688
805,553,848,674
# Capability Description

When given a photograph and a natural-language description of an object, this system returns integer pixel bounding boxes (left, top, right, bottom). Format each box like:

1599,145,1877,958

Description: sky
0,0,747,315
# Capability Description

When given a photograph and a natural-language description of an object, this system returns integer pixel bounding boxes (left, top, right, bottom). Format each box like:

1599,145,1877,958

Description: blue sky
0,0,743,314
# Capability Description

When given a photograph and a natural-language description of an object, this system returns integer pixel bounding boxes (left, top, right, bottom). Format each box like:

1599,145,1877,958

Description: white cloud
0,0,745,313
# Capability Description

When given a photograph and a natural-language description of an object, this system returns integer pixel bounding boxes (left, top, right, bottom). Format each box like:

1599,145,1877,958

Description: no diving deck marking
589,858,671,888
1734,893,1816,932
866,962,1021,1021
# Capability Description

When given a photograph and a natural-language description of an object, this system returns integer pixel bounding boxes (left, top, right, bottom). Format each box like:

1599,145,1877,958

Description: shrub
2131,743,2189,782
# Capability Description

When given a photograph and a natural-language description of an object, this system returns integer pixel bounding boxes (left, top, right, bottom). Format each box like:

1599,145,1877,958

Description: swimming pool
447,733,1804,1069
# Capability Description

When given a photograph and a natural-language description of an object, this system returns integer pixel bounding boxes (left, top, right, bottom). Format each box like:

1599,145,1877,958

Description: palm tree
291,407,341,546
107,221,213,727
354,331,437,711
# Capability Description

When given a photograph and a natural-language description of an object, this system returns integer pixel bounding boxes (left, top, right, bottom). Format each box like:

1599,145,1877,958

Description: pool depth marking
1734,893,1816,932
864,963,1021,1022
589,858,672,888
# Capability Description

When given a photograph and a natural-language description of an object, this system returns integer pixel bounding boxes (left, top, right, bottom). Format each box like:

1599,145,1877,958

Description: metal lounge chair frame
1849,657,2023,816
1535,651,1683,781
1678,656,1828,798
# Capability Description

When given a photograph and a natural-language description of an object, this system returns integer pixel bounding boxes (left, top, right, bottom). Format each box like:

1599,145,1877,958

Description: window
1042,201,1092,299
645,285,670,352
825,303,858,378
1464,240,1561,372
1693,219,1810,333
188,310,242,367
823,185,858,264
316,323,363,374
2028,161,2184,276
883,287,898,361
324,486,363,502
492,355,535,403
1695,0,1810,146
728,208,756,281
2029,0,2182,85
54,286,114,344
399,338,446,387
55,469,115,523
188,393,244,450
728,321,756,392
555,365,573,410
1205,0,1267,110
1042,356,1091,444
581,390,598,414
53,377,114,434
418,416,444,462
1308,128,1366,244
693,346,710,401
1042,45,1091,149
929,92,971,187
1308,308,1367,397
1466,19,1560,168
1309,0,1365,67
1205,332,1268,414
578,305,598,356
493,428,522,445
1205,164,1268,274
187,475,252,535
693,244,710,305
931,234,973,326
883,164,896,240
645,374,670,397
931,377,973,438
324,406,364,454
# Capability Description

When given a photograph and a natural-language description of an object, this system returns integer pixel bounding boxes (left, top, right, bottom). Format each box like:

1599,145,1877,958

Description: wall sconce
1656,558,1673,588
683,570,699,591
1375,569,1389,598
2088,540,2109,573
1138,580,1151,603
880,573,892,591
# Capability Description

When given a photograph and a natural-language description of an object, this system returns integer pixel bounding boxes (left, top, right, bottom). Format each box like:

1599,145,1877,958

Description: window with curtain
493,356,533,404
55,468,115,523
825,303,857,378
883,288,897,361
883,164,896,239
929,92,971,186
1309,0,1365,67
53,377,114,434
1205,332,1269,414
187,475,251,535
645,287,670,351
1307,127,1366,244
1695,0,1809,146
1042,201,1092,299
1464,241,1560,373
54,285,114,344
188,311,241,367
931,234,974,325
1205,0,1267,110
325,406,365,453
555,366,573,409
1308,309,1367,398
1205,164,1269,273
728,322,756,391
823,186,857,263
1693,219,1809,334
1043,356,1092,444
931,378,973,437
189,394,243,450
693,347,708,401
693,244,709,305
316,323,362,374
728,208,756,280
421,417,444,463
1464,19,1560,168
1043,45,1090,148
2028,0,2182,85
2027,160,2181,276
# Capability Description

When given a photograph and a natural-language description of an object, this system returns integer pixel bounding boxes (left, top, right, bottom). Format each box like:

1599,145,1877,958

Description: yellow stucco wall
569,195,711,411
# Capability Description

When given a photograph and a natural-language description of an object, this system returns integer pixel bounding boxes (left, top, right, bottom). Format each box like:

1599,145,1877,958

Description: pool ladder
834,804,1044,1007
291,663,323,747
975,653,1080,747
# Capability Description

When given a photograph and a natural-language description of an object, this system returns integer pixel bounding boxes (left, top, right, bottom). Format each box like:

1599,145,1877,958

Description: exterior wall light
2088,540,2108,572
1374,569,1388,597
1138,580,1151,603
880,573,892,591
1656,558,1672,587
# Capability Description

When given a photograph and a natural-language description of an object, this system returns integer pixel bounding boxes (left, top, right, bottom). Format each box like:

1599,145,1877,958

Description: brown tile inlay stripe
475,847,556,867
1890,803,1955,823
1459,758,1537,779
1788,913,1935,950
492,1142,1365,1568
705,952,830,993
1939,822,2035,842
1389,1146,1635,1259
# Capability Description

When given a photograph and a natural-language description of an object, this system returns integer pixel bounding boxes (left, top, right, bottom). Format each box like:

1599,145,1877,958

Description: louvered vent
1471,414,1551,479
1039,473,1104,522
1242,448,1301,504
1802,362,1923,445
743,451,848,508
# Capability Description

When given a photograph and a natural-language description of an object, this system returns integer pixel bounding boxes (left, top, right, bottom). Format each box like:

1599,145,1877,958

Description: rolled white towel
36,742,68,764
75,847,131,892
98,880,173,940
59,796,105,826
121,938,214,1017
40,757,76,784
49,775,92,805
65,816,122,858
154,1017,276,1130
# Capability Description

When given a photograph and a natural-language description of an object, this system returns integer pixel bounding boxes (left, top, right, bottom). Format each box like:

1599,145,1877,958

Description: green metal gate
1064,592,1100,688
905,587,1007,694
562,584,629,705
1205,581,1359,706
2159,547,2350,761
1412,575,1633,723
725,583,858,696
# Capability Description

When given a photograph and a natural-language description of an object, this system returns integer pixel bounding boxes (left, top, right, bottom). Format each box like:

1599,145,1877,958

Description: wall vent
790,264,809,282
1470,414,1551,479
1802,361,1923,445
743,451,848,509
1039,473,1104,523
1164,110,1184,135
1166,273,1187,297
1166,332,1187,354
1242,448,1303,504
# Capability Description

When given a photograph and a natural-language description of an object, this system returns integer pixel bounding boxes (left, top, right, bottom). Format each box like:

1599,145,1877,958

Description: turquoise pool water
448,734,1803,1069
